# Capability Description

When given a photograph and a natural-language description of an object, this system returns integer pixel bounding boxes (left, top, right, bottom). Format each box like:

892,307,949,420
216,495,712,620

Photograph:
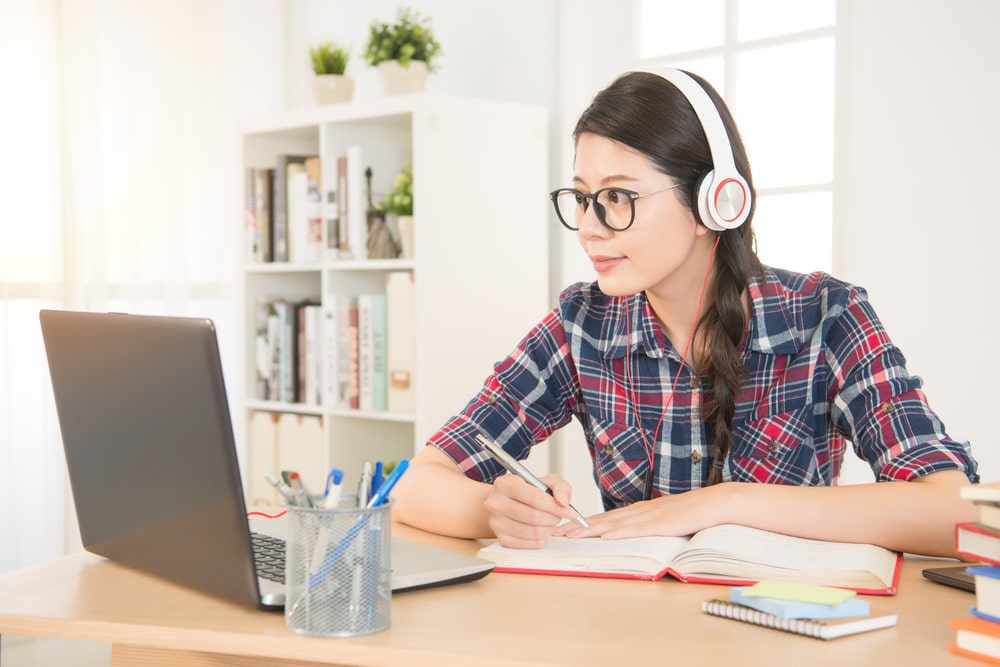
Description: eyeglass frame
548,182,689,232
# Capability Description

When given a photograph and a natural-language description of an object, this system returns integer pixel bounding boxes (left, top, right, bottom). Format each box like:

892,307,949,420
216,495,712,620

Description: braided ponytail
699,226,761,485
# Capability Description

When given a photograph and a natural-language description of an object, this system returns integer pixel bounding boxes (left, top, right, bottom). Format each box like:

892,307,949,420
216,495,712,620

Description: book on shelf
345,145,366,260
357,293,387,412
476,523,902,594
385,271,416,413
271,154,311,262
274,299,297,403
950,616,1000,664
320,302,339,408
286,162,308,263
335,155,349,258
305,156,323,263
245,167,275,263
344,296,360,410
701,599,897,640
244,168,257,262
296,302,322,406
254,296,322,405
957,522,1000,566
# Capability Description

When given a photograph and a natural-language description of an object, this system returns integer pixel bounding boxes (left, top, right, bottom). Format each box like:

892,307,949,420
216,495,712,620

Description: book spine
371,293,387,412
357,294,374,411
305,156,323,264
346,145,366,260
286,164,308,263
244,167,257,263
320,301,338,408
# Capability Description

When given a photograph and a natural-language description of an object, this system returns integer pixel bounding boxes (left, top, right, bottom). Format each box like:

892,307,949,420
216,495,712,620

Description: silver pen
475,434,590,529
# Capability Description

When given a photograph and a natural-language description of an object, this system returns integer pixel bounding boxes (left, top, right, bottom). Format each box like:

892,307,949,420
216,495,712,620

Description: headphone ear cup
692,169,724,232
693,169,751,232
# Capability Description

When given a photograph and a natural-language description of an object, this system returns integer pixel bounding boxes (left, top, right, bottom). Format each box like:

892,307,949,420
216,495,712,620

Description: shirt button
767,441,781,453
688,377,699,390
690,451,702,464
484,394,497,405
603,443,615,456
880,402,895,414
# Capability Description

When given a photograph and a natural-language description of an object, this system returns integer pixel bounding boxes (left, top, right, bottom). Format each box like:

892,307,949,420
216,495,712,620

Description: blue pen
366,459,408,508
308,460,410,589
370,461,385,497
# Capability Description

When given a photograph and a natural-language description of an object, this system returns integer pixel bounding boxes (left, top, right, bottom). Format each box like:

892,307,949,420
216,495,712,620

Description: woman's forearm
722,470,976,557
391,447,494,539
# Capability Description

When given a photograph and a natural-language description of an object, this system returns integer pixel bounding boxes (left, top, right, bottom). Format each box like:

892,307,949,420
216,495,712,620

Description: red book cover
956,522,1000,566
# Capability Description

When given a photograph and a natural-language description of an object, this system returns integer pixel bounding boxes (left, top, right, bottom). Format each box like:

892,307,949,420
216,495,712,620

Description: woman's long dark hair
573,71,764,486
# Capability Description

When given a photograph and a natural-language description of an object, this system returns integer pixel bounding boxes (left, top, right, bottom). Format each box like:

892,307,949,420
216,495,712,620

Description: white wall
836,0,999,484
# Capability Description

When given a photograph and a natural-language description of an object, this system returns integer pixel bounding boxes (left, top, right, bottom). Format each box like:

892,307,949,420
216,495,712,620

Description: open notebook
39,309,493,609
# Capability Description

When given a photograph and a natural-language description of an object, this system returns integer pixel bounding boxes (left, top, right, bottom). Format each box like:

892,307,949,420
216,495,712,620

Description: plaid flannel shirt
428,266,979,510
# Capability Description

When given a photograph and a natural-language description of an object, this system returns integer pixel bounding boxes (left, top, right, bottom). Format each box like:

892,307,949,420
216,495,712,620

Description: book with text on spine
476,523,902,595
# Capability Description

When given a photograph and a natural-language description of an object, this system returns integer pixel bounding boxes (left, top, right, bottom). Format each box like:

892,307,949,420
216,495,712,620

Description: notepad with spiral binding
700,599,897,640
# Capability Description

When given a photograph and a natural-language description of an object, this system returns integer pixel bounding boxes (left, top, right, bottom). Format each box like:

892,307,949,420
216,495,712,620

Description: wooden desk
0,525,976,667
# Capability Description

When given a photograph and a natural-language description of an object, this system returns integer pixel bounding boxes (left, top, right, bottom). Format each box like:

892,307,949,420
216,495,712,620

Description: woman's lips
590,255,625,272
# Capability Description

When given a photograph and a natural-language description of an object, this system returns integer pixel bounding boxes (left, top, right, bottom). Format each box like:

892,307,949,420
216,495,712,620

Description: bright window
636,0,836,274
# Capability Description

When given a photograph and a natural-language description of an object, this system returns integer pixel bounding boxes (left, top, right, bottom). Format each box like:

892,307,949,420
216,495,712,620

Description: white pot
376,60,428,96
396,215,414,259
311,74,354,105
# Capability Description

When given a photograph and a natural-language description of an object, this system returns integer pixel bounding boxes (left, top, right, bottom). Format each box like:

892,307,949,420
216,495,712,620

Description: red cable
626,235,721,492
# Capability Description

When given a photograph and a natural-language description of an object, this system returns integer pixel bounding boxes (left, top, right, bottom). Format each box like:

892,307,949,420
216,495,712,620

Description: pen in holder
284,495,392,637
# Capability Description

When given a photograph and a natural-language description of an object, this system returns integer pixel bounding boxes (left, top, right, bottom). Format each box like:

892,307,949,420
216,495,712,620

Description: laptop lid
40,309,493,609
40,309,269,608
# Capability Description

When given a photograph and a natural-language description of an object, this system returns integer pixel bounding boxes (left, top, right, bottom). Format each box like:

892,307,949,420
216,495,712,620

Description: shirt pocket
582,416,650,503
729,407,817,485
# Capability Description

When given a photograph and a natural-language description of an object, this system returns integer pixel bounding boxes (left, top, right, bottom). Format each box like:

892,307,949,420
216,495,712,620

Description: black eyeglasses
549,183,688,232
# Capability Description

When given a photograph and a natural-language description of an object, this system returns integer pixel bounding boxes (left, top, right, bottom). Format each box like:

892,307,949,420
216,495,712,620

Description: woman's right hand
482,473,582,549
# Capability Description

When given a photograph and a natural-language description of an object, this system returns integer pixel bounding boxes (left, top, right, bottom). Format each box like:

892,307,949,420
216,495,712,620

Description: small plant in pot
309,41,353,105
364,7,441,95
379,163,415,258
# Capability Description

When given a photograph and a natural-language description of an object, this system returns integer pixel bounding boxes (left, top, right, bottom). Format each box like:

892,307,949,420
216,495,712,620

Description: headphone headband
648,67,751,231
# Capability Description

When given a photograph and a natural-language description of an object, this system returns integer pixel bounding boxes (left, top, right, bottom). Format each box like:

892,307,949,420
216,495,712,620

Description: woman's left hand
552,482,730,539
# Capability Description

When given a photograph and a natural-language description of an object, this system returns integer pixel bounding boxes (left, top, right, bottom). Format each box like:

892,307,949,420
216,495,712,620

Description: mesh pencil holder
284,496,392,637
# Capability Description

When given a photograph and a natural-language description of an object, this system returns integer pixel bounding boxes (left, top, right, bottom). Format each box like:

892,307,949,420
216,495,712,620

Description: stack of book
701,582,897,640
950,482,1000,663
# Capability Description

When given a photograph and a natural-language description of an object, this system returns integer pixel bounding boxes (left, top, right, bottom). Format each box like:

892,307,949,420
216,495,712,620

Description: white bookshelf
238,94,550,500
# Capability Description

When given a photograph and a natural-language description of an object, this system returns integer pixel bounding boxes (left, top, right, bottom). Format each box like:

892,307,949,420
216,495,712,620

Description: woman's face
573,132,712,301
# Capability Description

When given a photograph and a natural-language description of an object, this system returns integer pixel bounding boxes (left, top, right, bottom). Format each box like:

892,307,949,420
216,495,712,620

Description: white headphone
651,67,751,232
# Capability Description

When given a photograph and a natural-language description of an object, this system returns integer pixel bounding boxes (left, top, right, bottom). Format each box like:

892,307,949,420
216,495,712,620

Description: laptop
39,309,494,610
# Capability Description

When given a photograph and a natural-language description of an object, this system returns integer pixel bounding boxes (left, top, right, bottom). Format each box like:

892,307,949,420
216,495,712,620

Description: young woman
391,69,979,558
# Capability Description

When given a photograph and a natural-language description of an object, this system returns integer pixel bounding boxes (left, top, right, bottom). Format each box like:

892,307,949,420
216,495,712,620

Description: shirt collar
745,265,803,356
599,292,669,361
596,264,802,362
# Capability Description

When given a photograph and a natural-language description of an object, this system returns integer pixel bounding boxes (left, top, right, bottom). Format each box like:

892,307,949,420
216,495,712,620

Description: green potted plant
379,163,415,257
309,41,353,105
363,8,441,95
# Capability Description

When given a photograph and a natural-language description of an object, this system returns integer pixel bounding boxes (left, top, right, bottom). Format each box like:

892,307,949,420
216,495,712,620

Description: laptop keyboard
251,532,286,584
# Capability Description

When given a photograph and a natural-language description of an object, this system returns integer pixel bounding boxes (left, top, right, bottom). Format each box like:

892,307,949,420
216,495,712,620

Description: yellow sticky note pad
742,581,856,606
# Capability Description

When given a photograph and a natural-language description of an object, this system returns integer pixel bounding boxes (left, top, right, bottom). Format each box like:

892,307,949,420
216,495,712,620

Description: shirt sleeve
826,288,979,483
427,305,582,483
